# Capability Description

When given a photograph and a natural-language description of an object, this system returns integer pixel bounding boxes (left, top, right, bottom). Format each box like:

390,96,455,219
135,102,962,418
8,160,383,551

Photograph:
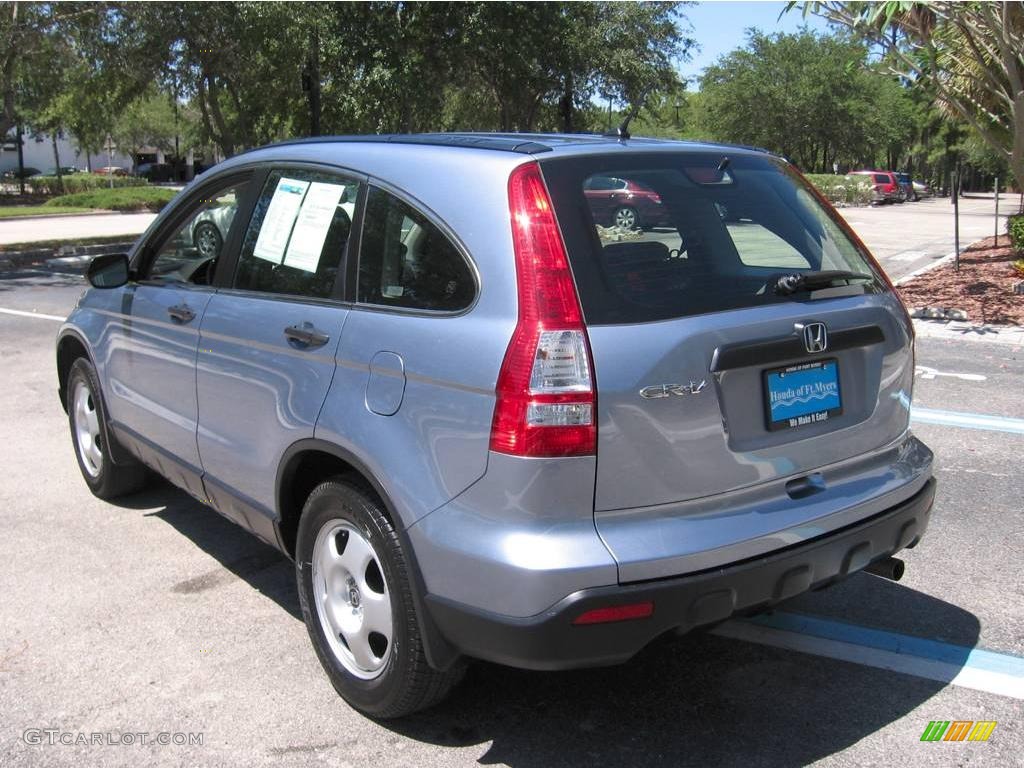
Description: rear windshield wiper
774,270,873,295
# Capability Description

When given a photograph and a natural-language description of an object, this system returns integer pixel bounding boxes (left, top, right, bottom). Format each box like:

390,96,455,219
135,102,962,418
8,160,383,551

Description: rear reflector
490,162,597,457
572,602,654,625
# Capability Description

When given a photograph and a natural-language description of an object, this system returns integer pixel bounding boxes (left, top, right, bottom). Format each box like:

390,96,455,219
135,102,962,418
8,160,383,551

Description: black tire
193,221,223,259
296,478,464,718
66,357,149,499
612,205,639,230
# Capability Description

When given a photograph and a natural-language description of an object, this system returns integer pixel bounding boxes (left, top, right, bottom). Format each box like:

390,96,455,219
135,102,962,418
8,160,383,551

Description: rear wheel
613,205,639,230
296,478,463,718
66,358,149,499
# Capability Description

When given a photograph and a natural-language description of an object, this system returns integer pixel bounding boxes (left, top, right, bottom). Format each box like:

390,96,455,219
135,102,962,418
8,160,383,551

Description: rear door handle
167,304,195,324
284,323,330,348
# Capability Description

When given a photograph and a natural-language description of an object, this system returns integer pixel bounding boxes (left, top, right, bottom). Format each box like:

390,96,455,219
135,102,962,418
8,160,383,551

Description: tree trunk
204,76,236,158
51,134,64,195
559,72,574,133
306,26,321,136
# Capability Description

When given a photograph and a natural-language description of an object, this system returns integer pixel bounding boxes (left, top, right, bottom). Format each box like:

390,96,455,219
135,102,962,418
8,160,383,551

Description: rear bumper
426,477,935,671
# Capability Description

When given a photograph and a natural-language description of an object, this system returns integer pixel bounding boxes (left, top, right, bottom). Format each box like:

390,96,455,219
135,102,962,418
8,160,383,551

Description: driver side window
146,184,245,285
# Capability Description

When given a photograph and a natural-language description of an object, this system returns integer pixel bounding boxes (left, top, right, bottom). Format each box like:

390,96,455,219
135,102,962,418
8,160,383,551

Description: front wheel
66,358,149,499
296,479,463,718
193,221,223,259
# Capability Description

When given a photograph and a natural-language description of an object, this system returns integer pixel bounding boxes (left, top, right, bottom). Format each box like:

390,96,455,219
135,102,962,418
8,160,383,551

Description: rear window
874,174,890,184
542,152,885,324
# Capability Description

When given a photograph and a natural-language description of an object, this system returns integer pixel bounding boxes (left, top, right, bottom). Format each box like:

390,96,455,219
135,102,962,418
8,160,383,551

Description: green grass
0,205,94,218
43,186,178,213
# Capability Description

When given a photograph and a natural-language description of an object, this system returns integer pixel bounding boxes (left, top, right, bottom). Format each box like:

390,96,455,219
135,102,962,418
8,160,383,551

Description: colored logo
920,721,997,742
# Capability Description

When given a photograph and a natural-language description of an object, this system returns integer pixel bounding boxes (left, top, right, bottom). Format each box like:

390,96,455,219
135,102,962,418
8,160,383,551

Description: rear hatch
541,151,916,574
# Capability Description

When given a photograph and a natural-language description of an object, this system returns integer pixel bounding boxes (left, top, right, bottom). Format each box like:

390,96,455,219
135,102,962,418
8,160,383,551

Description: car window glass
726,220,811,268
541,154,884,325
146,185,244,286
357,187,474,311
234,170,358,299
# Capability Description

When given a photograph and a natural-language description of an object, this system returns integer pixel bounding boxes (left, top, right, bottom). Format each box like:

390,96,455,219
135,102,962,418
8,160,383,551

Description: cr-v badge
639,380,707,399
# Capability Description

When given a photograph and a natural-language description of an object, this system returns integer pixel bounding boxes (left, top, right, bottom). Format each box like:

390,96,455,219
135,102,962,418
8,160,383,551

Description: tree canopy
697,29,919,173
0,1,693,159
796,1,1024,191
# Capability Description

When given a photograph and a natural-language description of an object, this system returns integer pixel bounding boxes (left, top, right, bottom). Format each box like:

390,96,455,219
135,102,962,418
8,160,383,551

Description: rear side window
357,187,474,312
874,174,889,184
234,170,358,299
542,152,884,325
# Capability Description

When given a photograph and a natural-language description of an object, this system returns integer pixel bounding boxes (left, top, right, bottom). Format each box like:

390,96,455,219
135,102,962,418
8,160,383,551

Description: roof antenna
606,87,652,141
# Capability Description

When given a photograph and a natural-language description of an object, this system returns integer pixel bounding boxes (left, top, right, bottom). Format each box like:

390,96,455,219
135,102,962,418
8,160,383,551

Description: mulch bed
896,236,1024,325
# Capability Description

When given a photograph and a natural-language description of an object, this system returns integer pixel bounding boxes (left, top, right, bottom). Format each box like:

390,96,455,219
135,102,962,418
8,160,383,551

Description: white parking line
714,611,1024,700
890,250,928,262
911,407,1024,435
0,307,65,322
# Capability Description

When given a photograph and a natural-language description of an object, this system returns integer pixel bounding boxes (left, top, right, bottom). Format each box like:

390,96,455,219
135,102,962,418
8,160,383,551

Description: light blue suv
58,133,935,717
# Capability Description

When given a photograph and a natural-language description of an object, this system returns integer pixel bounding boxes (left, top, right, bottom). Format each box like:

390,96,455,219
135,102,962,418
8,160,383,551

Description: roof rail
245,133,554,156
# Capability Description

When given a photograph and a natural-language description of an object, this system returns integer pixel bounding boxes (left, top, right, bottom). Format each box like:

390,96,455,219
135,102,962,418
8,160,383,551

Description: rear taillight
490,162,596,458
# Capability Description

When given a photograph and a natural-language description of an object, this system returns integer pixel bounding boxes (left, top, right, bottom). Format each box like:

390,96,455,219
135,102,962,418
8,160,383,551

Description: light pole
104,134,116,189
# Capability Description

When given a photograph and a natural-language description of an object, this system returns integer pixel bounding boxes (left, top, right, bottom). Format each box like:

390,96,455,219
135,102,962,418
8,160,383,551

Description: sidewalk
0,212,156,246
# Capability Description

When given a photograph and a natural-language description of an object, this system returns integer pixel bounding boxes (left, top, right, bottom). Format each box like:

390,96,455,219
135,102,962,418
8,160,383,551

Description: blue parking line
746,611,1024,679
911,406,1024,435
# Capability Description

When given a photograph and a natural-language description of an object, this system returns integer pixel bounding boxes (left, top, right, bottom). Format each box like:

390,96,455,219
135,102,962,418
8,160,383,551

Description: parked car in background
1,166,41,180
95,166,129,176
583,174,668,229
850,170,903,204
895,173,918,202
912,180,934,199
59,133,935,718
135,162,175,183
40,166,80,177
189,196,239,260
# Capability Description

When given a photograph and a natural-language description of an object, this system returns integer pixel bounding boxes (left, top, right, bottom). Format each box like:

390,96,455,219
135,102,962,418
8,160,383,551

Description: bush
804,174,875,206
43,186,179,212
1007,214,1024,252
26,173,148,196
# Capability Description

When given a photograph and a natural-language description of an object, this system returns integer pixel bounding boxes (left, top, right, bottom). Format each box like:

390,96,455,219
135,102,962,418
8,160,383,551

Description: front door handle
284,323,330,348
167,304,195,324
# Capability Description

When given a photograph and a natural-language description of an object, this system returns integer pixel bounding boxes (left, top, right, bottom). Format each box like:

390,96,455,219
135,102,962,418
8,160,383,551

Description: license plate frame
763,358,842,432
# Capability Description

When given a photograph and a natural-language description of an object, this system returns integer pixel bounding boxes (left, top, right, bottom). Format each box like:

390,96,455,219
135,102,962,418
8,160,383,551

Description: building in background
1,131,134,174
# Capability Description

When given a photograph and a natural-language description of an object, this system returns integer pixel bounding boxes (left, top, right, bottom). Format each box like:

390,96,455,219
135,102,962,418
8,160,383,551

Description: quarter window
357,187,474,312
234,170,359,299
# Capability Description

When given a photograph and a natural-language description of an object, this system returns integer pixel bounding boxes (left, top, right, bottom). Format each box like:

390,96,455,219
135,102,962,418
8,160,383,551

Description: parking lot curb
0,241,134,270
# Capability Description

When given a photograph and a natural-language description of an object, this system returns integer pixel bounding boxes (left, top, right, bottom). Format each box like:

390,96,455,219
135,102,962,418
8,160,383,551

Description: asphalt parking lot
0,199,1021,767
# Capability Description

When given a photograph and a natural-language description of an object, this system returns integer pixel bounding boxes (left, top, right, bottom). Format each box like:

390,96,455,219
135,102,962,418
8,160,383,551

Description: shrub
43,187,179,212
26,173,148,196
1007,213,1024,252
803,174,875,207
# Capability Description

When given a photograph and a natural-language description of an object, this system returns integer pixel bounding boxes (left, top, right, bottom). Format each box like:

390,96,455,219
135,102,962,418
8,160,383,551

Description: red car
850,170,903,204
584,175,668,229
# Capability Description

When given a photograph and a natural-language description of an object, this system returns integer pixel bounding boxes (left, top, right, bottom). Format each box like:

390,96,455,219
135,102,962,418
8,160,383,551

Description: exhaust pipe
864,556,905,581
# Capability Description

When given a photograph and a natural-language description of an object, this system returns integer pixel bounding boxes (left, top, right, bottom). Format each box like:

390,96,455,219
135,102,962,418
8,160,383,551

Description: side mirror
86,253,130,288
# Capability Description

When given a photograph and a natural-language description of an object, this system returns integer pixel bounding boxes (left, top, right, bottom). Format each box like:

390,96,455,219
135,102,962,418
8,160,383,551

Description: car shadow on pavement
113,480,979,767
393,579,980,767
118,478,301,620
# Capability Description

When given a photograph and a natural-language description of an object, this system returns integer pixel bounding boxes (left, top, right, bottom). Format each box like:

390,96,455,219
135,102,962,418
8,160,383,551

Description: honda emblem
801,322,828,353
